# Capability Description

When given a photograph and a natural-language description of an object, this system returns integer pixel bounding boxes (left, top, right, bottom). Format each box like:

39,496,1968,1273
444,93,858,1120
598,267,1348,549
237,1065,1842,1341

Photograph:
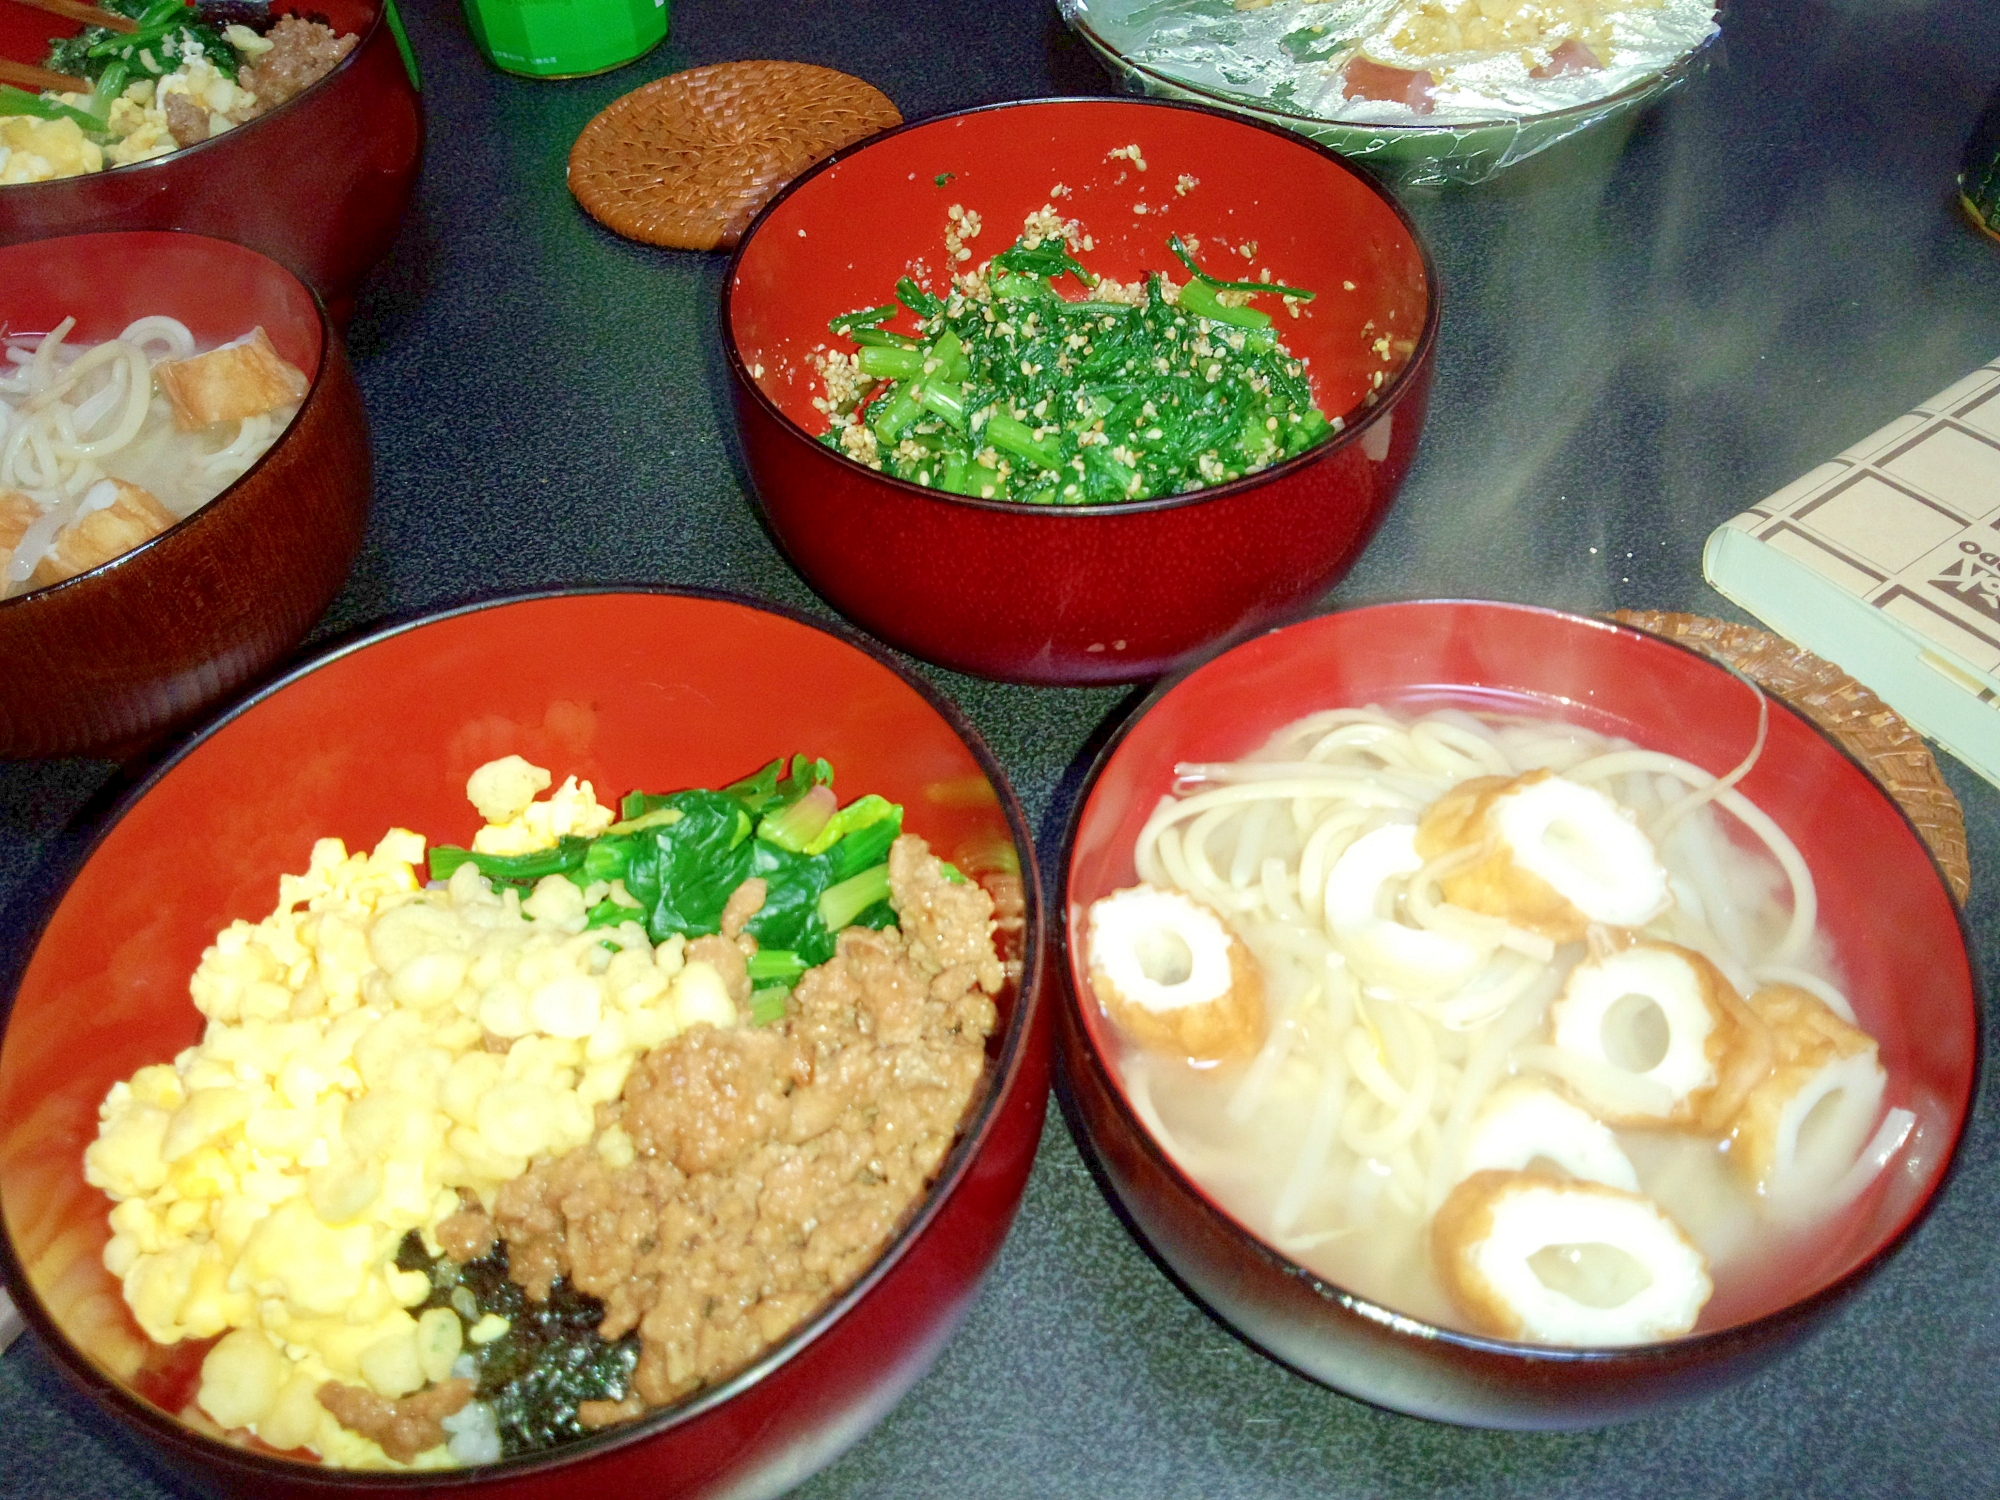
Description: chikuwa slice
1416,770,1671,942
1546,940,1772,1131
1431,1169,1713,1345
1732,984,1888,1209
1457,1078,1640,1193
1085,884,1264,1061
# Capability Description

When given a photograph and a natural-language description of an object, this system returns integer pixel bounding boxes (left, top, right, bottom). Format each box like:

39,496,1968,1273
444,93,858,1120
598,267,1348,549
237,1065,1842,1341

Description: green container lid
462,0,669,80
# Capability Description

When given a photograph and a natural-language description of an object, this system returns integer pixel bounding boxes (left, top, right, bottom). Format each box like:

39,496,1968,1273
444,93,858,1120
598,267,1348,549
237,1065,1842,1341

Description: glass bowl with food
724,96,1438,686
1060,0,1721,187
0,586,1049,1492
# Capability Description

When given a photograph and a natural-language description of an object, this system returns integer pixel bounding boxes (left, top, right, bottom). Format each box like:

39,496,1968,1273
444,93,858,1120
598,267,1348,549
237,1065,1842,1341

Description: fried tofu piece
0,488,40,585
29,480,177,586
154,327,309,429
0,489,36,550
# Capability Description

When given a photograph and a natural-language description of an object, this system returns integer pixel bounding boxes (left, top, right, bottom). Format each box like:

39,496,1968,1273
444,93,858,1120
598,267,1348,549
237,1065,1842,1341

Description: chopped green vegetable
828,303,898,335
815,226,1337,504
1167,234,1317,301
748,985,791,1026
819,862,892,933
0,86,109,133
48,0,241,83
429,756,905,1011
1280,21,1350,64
895,276,944,319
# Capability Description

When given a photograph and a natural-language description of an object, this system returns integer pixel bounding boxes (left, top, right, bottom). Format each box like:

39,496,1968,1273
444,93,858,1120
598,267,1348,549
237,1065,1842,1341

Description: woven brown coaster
568,60,901,251
1613,610,1971,903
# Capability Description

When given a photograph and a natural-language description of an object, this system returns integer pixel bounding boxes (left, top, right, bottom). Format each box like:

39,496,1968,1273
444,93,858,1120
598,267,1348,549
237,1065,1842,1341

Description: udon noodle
1088,704,1915,1344
0,316,305,597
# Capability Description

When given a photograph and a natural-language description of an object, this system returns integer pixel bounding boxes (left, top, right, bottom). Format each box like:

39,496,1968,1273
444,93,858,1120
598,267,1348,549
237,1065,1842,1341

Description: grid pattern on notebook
1721,361,2000,677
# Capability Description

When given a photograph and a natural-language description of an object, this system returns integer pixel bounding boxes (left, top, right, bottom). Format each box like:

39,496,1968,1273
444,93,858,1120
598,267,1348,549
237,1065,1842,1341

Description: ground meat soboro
317,1379,474,1465
490,836,1002,1410
239,16,359,111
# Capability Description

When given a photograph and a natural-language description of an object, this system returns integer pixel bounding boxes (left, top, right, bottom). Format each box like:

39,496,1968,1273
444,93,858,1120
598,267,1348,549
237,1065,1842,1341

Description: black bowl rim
0,228,334,615
720,93,1441,522
0,582,1049,1486
0,0,395,194
1062,4,1720,136
1054,596,1982,1375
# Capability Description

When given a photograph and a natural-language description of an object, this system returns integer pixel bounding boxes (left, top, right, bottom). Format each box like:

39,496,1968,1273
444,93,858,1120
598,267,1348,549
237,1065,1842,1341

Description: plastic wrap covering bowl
0,587,1049,1498
725,97,1436,686
0,0,423,319
0,231,370,760
1058,600,1977,1428
1060,0,1719,189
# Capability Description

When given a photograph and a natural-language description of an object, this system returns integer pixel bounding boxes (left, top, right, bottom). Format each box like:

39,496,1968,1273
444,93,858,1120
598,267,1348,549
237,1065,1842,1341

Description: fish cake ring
1431,1169,1713,1346
567,61,902,251
1085,884,1265,1062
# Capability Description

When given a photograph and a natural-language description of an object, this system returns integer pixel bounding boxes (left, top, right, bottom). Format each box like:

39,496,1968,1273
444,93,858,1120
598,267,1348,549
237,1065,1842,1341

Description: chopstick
5,0,139,34
0,56,89,92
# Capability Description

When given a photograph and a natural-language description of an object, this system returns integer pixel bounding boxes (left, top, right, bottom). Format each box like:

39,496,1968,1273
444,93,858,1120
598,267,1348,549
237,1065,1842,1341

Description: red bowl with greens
724,96,1437,686
0,0,422,318
0,588,1048,1497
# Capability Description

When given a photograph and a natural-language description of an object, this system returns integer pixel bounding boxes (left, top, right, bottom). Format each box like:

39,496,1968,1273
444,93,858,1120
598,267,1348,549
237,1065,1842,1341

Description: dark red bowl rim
0,229,333,615
1063,4,1722,135
0,0,390,193
719,94,1441,521
0,583,1048,1486
1055,597,1981,1371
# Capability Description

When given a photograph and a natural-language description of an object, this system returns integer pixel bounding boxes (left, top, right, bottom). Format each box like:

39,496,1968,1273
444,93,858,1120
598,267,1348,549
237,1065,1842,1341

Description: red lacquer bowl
0,1,422,318
724,98,1437,686
1059,600,1978,1428
0,589,1050,1496
0,231,370,759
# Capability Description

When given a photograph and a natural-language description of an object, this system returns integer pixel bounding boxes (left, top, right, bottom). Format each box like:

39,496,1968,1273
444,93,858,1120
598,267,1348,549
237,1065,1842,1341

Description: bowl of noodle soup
0,230,370,758
1058,599,1977,1429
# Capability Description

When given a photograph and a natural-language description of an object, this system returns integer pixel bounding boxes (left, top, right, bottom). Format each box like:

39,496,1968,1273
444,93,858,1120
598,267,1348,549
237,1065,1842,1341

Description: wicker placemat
568,61,902,251
1613,610,1971,902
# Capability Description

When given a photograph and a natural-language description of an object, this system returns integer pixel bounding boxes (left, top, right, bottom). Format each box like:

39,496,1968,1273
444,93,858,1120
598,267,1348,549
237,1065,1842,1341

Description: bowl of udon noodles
0,0,422,319
0,230,370,758
1057,599,1977,1428
0,586,1050,1496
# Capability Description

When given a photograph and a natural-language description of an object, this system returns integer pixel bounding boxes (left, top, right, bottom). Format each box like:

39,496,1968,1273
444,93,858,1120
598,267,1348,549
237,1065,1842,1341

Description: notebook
1702,357,2000,788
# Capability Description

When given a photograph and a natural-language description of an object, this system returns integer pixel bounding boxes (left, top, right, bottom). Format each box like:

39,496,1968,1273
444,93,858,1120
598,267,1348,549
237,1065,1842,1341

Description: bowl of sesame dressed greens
724,97,1437,686
0,0,421,315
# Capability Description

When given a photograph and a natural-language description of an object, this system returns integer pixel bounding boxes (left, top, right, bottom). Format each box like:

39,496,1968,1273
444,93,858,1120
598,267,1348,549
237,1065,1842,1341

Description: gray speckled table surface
6,1,2000,1496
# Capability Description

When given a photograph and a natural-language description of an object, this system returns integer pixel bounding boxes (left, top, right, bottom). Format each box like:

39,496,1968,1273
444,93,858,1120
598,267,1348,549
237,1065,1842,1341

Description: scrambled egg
85,763,735,1467
97,59,258,170
467,754,616,855
0,115,101,184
